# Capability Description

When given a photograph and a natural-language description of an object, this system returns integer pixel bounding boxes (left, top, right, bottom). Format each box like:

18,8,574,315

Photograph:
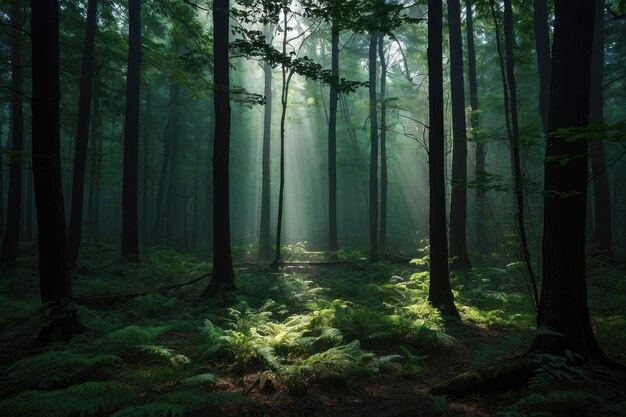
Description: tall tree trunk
0,109,4,238
205,0,235,291
328,25,339,257
465,0,486,256
88,85,102,241
165,83,181,243
152,98,172,243
121,0,141,261
533,0,551,131
67,0,98,269
272,8,295,267
368,32,379,263
259,24,273,261
589,0,612,258
1,0,24,266
427,0,459,318
378,33,388,249
504,0,539,306
531,0,604,360
447,0,471,271
31,0,84,339
141,86,151,241
191,127,200,249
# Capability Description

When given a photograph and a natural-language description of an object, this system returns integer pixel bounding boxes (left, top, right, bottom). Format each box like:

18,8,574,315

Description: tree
533,0,551,131
259,23,273,261
465,0,486,257
378,33,388,249
530,0,603,360
427,0,459,318
447,0,470,271
589,0,613,259
1,0,24,266
67,0,98,269
31,0,84,341
328,24,339,257
368,30,379,263
121,0,141,261
204,0,236,292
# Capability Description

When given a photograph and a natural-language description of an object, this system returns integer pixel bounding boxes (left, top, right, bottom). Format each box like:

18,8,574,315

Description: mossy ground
0,242,624,416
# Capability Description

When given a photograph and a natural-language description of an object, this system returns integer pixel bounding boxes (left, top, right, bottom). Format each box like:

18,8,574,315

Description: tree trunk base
36,304,87,346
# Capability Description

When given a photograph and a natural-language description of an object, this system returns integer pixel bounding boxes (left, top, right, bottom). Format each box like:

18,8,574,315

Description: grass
0,242,624,416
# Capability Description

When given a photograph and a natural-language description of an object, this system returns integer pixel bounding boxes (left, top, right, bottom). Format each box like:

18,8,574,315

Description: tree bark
530,0,603,360
447,0,471,271
259,24,273,261
1,0,24,266
533,0,551,132
328,26,339,256
121,0,141,261
504,0,539,306
205,0,235,292
368,31,379,264
589,0,612,258
378,33,388,250
465,0,486,257
67,0,98,269
30,0,73,304
427,0,459,318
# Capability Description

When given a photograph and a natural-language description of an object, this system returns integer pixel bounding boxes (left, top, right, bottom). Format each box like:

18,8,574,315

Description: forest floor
0,243,625,417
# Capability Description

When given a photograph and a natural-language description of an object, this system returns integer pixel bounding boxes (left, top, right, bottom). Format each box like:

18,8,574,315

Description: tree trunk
205,0,235,292
141,86,151,241
88,84,102,241
152,95,172,243
67,0,98,269
0,109,4,239
504,0,539,306
447,0,471,271
30,1,67,298
328,26,339,256
368,32,379,264
378,33,388,250
427,0,459,318
589,0,612,258
465,0,486,257
530,0,603,360
1,0,24,266
533,0,551,131
121,0,141,261
259,24,273,261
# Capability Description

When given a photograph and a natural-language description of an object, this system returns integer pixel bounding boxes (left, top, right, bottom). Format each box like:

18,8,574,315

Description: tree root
429,355,538,396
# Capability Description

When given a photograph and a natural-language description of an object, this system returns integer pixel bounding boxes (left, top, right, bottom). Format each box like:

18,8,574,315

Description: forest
0,0,625,416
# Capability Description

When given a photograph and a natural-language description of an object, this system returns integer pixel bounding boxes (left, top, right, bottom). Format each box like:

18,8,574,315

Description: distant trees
1,0,24,266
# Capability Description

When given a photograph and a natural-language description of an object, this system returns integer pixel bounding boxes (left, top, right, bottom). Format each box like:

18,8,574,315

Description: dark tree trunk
328,26,339,256
504,0,539,306
0,110,4,238
259,24,273,261
121,0,141,261
31,0,85,342
205,0,235,292
368,32,379,264
165,83,181,243
378,33,388,249
589,0,612,258
530,0,603,360
427,0,459,318
67,0,98,269
1,0,24,266
533,0,551,131
447,0,471,271
191,127,201,249
88,84,102,241
465,0,486,256
152,93,173,243
141,86,151,241
30,0,73,310
24,166,33,241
